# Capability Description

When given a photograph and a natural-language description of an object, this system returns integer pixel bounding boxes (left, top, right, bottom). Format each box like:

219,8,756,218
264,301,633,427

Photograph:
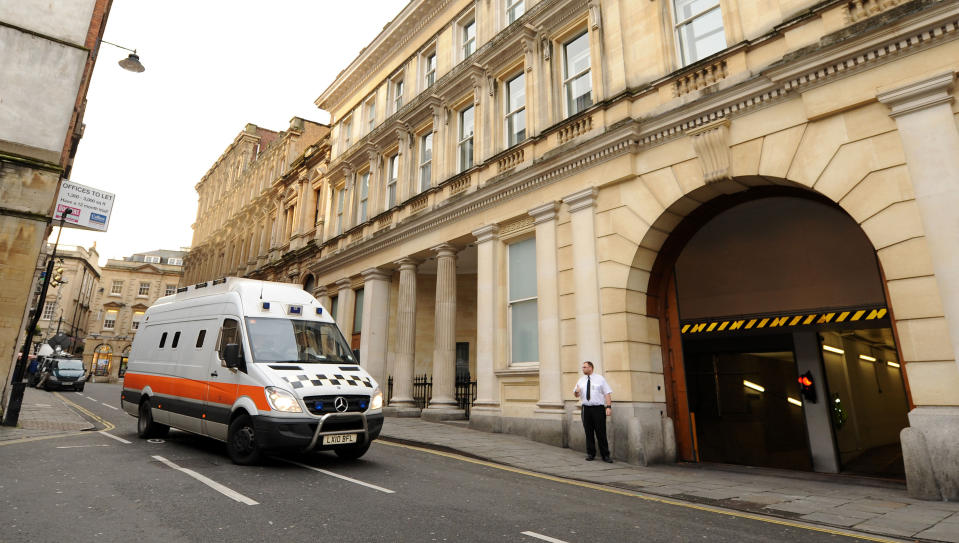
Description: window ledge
495,364,540,377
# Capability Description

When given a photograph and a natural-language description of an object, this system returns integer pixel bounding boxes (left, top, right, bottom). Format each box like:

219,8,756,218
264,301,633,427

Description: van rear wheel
137,400,169,439
227,415,262,465
333,441,371,460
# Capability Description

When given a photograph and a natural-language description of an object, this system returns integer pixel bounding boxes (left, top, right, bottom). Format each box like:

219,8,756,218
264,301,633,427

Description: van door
204,317,242,441
170,325,204,434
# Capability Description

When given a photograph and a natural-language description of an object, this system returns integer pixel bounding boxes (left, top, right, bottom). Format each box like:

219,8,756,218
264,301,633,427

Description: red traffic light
798,376,813,387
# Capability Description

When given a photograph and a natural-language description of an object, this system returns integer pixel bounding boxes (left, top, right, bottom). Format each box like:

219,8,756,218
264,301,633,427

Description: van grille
303,395,370,415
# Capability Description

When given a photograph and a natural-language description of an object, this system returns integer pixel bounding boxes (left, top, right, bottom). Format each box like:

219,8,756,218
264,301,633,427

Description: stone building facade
0,0,112,416
82,250,185,382
185,0,959,500
35,244,101,355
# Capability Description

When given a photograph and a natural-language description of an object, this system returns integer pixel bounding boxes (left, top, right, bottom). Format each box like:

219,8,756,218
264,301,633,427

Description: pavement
0,386,94,444
3,387,958,542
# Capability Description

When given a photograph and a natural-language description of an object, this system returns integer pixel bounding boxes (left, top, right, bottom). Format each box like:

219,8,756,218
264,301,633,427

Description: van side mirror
223,344,243,370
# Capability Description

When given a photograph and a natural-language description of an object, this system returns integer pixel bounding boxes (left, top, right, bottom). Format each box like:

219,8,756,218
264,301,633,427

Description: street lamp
101,40,145,73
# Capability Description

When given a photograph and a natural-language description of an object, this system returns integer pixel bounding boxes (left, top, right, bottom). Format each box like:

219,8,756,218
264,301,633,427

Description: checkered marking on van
282,373,374,389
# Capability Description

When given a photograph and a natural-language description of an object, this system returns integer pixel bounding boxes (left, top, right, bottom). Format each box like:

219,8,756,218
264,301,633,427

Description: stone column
386,257,421,416
530,203,563,413
423,244,464,421
360,268,391,388
315,286,331,313
335,278,356,338
562,187,604,373
257,216,270,266
878,72,959,501
470,225,502,430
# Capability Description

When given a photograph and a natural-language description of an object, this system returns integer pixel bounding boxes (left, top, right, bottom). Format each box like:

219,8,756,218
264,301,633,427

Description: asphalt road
0,383,897,543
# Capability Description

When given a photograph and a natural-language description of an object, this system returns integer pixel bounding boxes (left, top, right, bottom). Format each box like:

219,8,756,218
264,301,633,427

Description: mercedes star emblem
334,396,348,412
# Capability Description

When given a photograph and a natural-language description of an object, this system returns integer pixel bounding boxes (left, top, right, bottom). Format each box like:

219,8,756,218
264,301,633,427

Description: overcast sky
59,0,409,264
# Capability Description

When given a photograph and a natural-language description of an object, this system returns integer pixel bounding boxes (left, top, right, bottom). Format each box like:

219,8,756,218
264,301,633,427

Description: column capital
335,278,352,290
563,187,598,213
432,243,458,258
394,257,419,271
529,202,559,224
877,71,955,118
315,286,328,297
472,224,500,243
361,267,392,282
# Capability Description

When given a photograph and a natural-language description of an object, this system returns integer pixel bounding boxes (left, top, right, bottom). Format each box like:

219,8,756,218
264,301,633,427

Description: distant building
82,250,186,382
0,1,113,414
34,244,101,355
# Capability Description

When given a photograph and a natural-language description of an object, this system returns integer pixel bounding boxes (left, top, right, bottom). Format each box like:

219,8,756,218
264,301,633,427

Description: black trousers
582,405,609,458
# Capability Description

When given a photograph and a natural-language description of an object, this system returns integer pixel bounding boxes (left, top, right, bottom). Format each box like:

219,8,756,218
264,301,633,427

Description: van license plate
322,434,357,445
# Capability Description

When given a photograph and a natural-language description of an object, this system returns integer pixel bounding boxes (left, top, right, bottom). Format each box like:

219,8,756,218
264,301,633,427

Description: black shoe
602,457,613,463
585,455,595,461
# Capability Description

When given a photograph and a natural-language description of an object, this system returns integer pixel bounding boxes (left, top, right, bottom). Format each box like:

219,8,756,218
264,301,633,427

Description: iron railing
387,372,477,419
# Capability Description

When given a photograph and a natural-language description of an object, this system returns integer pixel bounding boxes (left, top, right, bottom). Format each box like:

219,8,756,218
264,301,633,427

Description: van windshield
245,317,356,364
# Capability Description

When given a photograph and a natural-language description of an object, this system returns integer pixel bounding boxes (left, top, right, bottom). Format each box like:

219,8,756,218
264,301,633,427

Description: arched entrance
648,187,911,478
93,344,112,377
119,345,131,378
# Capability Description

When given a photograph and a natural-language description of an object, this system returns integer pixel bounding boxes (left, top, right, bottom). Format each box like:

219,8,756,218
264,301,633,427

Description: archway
119,345,132,378
302,274,315,294
93,344,112,377
644,186,910,477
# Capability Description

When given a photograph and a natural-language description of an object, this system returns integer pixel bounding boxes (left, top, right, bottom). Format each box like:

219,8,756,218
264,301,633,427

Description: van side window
172,331,181,348
196,330,206,348
216,318,243,363
159,332,168,348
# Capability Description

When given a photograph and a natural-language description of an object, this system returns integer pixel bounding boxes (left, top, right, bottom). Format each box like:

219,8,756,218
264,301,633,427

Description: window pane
674,0,720,21
564,32,591,77
463,20,476,56
508,110,526,146
510,300,539,362
679,7,725,63
353,289,364,333
509,238,536,300
460,106,474,139
507,74,525,113
459,138,473,171
566,73,593,115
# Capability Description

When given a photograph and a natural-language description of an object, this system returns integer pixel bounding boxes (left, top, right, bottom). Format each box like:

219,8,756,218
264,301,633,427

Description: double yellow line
379,440,901,543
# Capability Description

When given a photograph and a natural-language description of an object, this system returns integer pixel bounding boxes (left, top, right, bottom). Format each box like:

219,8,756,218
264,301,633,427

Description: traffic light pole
2,209,72,427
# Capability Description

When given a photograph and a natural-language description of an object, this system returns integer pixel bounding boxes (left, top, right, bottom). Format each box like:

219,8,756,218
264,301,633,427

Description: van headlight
370,388,383,410
265,387,302,413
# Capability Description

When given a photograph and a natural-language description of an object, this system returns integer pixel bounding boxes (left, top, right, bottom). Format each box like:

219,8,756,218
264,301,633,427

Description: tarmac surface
2,384,957,542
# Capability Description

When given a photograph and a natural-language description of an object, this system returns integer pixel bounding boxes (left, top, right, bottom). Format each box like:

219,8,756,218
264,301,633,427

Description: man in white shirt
573,360,613,462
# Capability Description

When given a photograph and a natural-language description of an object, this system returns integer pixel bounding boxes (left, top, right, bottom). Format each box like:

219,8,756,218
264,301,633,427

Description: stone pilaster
562,187,604,373
530,203,563,413
335,278,356,338
470,225,502,430
359,268,391,388
878,71,959,501
423,243,464,421
385,257,421,416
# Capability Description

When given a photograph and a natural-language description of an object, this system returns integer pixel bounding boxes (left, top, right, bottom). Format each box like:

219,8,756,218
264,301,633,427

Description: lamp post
2,209,72,427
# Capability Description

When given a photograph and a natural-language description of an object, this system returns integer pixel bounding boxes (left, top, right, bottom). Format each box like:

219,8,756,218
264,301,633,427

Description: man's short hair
582,361,594,368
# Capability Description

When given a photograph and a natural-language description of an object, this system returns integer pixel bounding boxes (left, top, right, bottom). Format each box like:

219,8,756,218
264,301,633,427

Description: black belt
583,404,607,408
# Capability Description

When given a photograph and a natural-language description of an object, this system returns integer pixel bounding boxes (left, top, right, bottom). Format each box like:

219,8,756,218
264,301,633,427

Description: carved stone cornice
877,71,955,117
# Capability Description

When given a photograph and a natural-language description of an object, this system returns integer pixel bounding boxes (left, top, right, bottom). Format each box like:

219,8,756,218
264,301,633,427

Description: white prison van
121,278,383,464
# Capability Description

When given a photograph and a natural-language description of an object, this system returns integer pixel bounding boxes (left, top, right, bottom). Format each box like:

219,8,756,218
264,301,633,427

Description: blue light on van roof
316,308,323,315
288,305,302,315
262,302,270,310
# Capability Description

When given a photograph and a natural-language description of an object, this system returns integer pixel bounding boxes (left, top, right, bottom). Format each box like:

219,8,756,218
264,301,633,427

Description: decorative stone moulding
375,211,394,230
500,216,535,235
674,60,728,96
448,175,471,196
687,119,731,184
845,0,908,24
498,147,525,172
410,194,429,213
557,114,593,144
349,230,364,244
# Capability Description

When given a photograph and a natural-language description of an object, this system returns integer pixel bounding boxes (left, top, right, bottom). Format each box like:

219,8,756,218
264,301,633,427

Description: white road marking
279,458,395,494
152,455,259,505
85,396,99,403
521,532,569,543
100,402,119,410
57,444,110,449
100,431,132,444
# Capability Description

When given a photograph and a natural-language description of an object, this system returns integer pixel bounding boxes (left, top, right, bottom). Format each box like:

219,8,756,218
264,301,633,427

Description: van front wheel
227,415,262,465
137,400,169,439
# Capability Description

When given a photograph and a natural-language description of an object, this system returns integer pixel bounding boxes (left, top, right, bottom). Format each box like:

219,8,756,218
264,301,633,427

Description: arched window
302,274,315,294
93,344,113,376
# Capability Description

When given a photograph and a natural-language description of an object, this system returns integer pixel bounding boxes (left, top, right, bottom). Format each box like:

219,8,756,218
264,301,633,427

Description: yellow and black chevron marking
681,307,888,336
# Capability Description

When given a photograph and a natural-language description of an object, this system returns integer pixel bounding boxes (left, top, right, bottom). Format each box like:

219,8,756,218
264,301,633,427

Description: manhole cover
147,439,165,444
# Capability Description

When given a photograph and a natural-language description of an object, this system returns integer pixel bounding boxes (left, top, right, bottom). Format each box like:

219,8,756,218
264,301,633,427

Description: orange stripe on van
124,372,270,411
